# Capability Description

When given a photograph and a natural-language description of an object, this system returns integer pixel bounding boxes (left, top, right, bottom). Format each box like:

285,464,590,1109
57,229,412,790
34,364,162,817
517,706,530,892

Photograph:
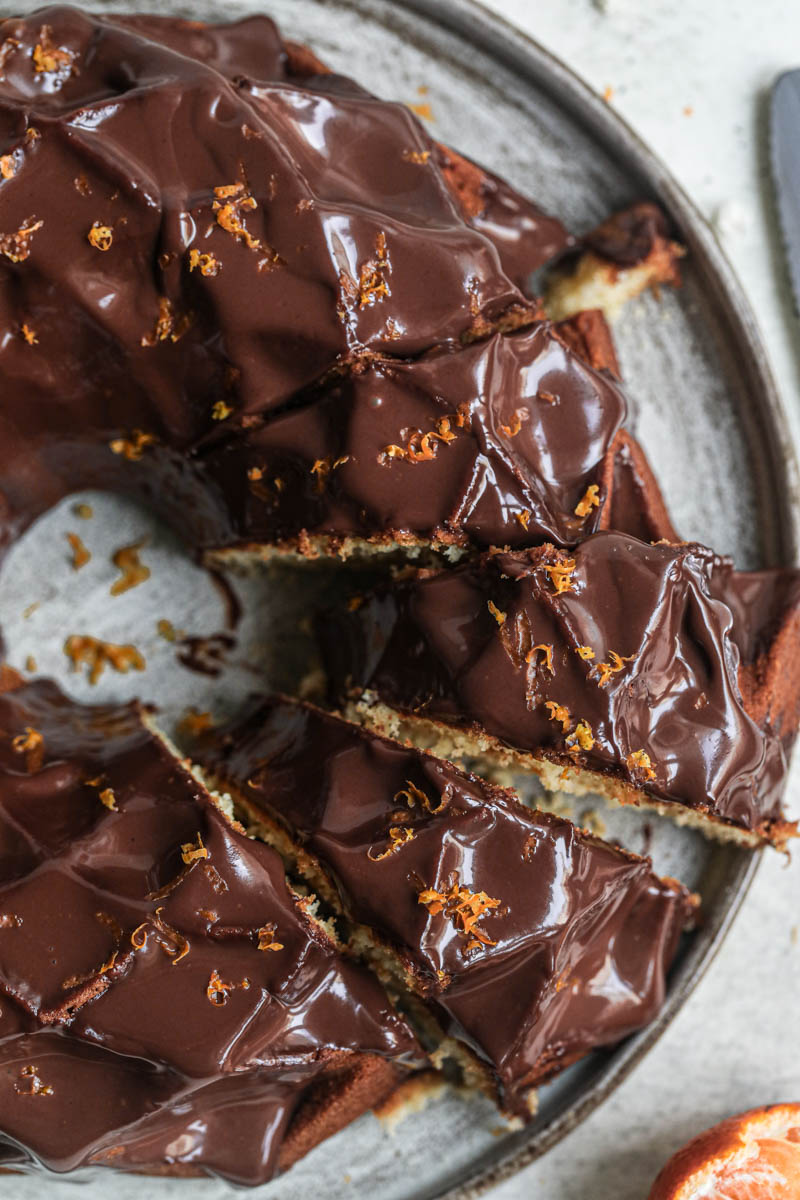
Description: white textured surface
480,2,800,1197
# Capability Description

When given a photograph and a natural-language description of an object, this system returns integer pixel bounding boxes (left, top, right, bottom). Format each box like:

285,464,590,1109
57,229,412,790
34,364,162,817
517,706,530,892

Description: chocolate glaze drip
200,697,693,1116
0,680,421,1183
320,533,800,840
198,321,628,553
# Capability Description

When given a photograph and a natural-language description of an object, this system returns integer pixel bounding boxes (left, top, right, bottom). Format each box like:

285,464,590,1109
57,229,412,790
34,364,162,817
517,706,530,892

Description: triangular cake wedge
319,533,800,847
197,320,631,563
0,677,422,1184
196,696,696,1120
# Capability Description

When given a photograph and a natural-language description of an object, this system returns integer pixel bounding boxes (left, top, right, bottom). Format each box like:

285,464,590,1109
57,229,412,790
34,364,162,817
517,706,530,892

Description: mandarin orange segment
648,1105,800,1200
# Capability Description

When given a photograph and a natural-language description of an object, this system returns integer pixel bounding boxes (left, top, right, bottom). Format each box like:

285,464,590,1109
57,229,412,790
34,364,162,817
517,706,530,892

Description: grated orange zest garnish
418,871,500,953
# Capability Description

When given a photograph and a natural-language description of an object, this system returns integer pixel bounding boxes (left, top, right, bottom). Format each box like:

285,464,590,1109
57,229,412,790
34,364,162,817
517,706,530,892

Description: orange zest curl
131,907,189,965
99,787,117,811
544,701,571,734
576,646,595,661
526,643,554,674
310,455,350,492
211,400,232,421
515,509,531,531
15,1065,53,1097
591,650,635,688
626,749,656,781
11,726,44,773
257,923,284,952
110,540,150,596
566,720,595,755
212,181,261,250
499,407,529,438
177,707,213,738
380,405,469,465
357,231,390,307
64,634,145,685
207,968,250,1006
181,833,209,865
87,223,113,251
543,557,576,594
394,779,446,814
574,483,601,518
188,248,220,276
21,323,37,344
402,148,431,163
66,531,90,570
417,871,500,954
368,824,416,861
537,390,557,404
487,600,506,626
0,217,43,263
109,429,157,461
141,297,193,347
0,154,15,179
32,25,75,74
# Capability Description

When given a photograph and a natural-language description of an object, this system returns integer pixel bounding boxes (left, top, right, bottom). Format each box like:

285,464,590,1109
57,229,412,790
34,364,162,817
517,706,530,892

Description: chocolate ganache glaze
321,532,800,844
0,679,422,1183
198,320,629,555
0,6,578,559
199,697,694,1117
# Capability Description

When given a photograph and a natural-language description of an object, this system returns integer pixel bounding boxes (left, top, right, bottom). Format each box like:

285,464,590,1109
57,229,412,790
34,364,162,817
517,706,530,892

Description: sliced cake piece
543,203,684,323
196,696,696,1120
0,677,422,1184
197,320,630,562
320,533,800,847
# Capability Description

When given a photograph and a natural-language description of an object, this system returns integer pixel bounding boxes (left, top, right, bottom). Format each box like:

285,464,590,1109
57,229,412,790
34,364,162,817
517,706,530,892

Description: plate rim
351,0,798,1195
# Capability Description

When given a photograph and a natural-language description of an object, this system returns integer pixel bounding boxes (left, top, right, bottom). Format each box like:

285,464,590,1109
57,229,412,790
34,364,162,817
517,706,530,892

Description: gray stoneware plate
1,0,799,1197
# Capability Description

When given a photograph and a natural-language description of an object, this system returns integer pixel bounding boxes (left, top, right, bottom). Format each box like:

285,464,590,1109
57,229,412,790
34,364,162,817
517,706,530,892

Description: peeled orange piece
648,1104,800,1200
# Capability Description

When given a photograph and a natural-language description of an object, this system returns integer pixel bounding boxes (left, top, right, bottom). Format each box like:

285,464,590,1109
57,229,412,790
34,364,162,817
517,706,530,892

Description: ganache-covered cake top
0,5,576,555
201,696,694,1115
321,532,800,841
0,680,421,1183
199,320,629,554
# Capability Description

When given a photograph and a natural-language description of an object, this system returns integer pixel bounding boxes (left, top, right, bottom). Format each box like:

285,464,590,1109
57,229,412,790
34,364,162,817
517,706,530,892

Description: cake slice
197,319,631,563
196,696,696,1120
543,203,684,322
320,533,800,847
0,676,422,1184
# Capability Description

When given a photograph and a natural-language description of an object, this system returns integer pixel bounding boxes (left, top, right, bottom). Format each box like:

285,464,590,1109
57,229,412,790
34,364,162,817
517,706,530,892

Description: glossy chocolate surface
321,532,800,837
199,321,628,552
0,681,420,1183
0,6,576,558
202,697,692,1115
